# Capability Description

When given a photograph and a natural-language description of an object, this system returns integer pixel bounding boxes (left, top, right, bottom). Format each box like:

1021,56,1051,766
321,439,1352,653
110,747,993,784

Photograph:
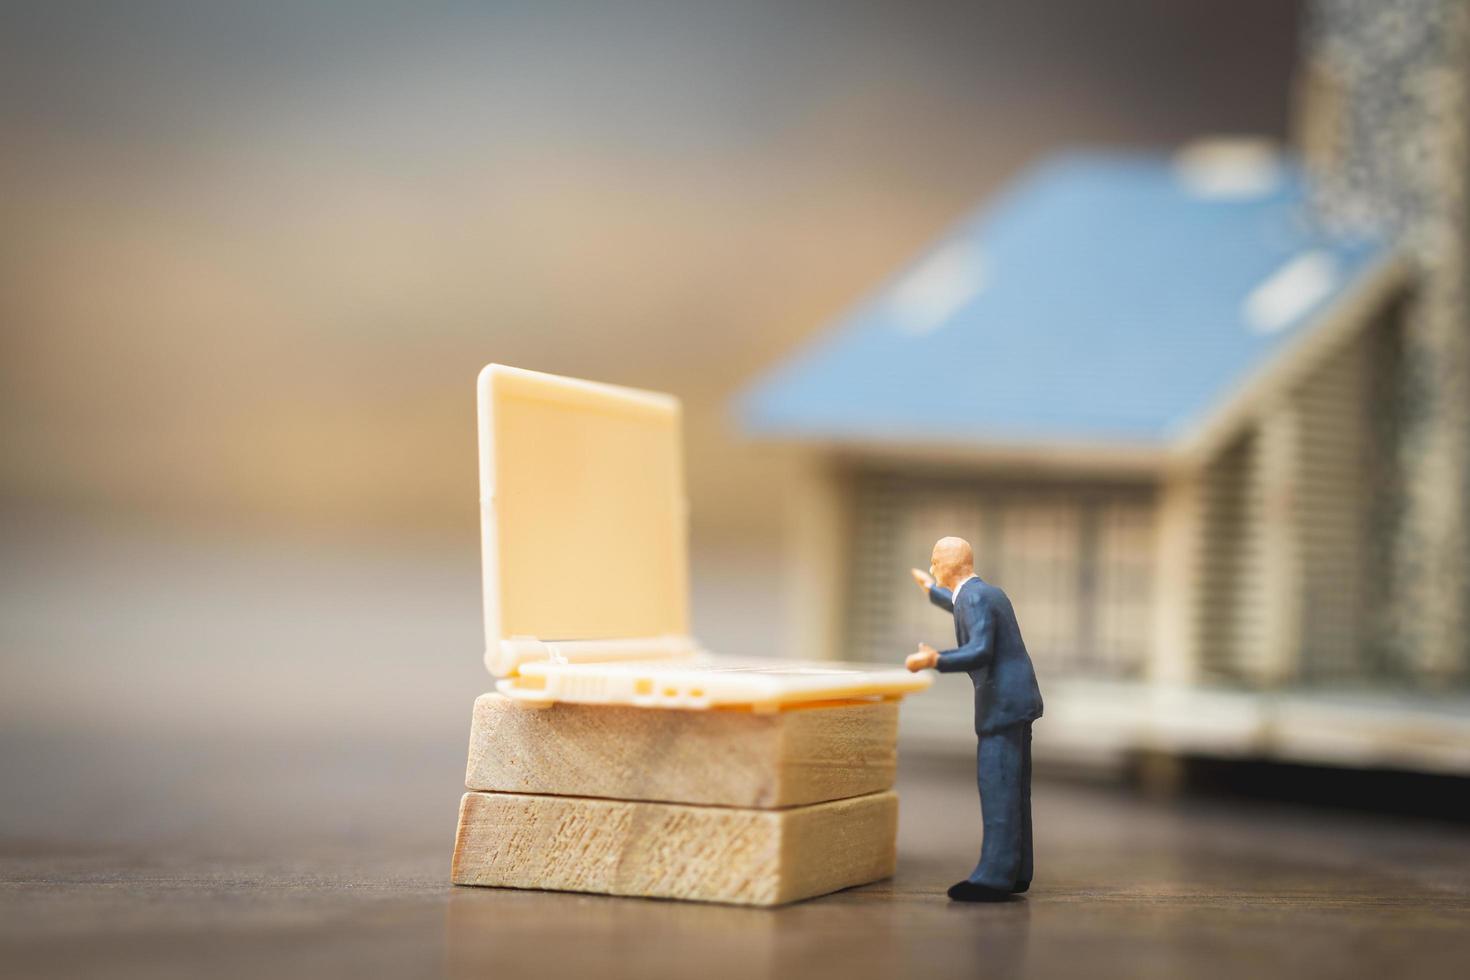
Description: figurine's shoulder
974,580,1013,609
957,580,994,606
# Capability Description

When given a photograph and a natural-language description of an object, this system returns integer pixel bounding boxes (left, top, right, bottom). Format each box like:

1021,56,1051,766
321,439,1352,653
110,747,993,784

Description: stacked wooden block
451,694,902,906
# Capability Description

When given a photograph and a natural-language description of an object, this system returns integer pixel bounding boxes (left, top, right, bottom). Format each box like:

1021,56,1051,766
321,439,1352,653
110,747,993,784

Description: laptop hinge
487,634,698,678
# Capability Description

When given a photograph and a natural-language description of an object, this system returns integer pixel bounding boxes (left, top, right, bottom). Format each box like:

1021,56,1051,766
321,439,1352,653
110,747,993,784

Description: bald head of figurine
929,536,974,593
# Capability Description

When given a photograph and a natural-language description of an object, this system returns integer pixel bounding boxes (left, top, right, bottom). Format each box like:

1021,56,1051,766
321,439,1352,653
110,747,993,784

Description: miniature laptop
478,364,931,710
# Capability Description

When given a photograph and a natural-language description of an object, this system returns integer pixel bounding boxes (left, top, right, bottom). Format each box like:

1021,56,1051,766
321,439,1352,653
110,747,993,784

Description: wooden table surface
3,732,1468,980
2,525,1467,978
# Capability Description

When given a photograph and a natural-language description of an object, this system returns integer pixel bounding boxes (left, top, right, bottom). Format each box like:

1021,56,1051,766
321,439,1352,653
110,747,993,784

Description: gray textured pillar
1299,0,1470,684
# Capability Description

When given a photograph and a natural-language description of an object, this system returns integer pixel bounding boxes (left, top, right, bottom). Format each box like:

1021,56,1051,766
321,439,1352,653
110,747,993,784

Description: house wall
1291,320,1374,681
1190,306,1397,687
1194,432,1263,683
838,469,1156,678
1149,472,1203,685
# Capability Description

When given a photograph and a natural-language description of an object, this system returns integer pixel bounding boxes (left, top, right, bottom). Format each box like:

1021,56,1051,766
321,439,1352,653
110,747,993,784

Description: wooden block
465,693,898,808
450,790,897,906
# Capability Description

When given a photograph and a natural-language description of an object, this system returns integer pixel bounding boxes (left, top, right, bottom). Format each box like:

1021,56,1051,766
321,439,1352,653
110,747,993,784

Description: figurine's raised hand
910,567,935,593
905,642,939,672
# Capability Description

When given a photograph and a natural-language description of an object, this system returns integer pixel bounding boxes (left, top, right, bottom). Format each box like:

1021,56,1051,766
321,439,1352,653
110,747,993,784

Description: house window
846,472,1154,678
995,501,1083,662
1094,501,1156,673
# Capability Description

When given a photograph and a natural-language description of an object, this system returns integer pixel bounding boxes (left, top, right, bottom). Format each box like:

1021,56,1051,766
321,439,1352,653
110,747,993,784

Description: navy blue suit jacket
929,579,1044,735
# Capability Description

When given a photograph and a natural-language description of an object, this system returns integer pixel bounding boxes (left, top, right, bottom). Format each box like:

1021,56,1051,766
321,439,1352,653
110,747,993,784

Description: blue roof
737,152,1395,450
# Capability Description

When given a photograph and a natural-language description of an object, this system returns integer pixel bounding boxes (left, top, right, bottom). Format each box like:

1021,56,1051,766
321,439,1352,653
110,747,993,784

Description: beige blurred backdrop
0,1,1299,766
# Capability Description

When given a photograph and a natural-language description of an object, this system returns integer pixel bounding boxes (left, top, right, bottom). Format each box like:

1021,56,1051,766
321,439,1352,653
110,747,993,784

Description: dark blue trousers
969,722,1033,890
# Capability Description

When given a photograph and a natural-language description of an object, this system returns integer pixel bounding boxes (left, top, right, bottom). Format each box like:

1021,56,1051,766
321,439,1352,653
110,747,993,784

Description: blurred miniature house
736,0,1470,774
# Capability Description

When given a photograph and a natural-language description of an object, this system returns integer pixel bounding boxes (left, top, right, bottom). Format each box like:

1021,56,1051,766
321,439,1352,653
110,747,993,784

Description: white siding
1195,434,1261,682
1292,327,1374,681
1192,323,1380,685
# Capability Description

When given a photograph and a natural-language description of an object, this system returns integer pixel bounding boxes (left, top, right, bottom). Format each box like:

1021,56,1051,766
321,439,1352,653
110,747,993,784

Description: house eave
743,431,1171,478
1168,251,1411,467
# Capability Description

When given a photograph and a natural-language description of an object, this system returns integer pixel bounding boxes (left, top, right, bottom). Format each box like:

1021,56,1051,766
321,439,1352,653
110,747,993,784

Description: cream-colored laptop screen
478,365,689,645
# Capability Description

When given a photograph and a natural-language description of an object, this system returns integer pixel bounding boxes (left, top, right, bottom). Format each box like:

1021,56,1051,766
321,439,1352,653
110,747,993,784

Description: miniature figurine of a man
906,536,1044,901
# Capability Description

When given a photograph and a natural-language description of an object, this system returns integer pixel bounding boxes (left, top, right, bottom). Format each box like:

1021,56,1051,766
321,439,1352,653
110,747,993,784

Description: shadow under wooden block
465,694,898,807
450,790,898,907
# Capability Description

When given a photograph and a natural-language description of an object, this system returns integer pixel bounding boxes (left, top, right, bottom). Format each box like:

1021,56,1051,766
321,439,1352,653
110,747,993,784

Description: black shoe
947,880,1014,902
1011,880,1030,894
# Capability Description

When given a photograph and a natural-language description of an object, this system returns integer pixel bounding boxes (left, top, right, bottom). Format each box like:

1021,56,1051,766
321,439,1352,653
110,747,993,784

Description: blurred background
3,0,1468,855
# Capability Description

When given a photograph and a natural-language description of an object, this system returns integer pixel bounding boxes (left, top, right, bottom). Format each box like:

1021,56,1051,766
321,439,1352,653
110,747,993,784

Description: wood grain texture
451,790,898,906
464,694,898,807
11,742,1470,980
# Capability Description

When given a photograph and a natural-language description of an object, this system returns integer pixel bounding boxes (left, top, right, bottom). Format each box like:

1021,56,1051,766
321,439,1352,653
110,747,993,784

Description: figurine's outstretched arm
935,594,994,673
911,567,950,610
